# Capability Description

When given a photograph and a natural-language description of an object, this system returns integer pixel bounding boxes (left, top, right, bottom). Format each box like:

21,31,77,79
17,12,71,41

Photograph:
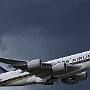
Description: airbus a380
0,51,90,86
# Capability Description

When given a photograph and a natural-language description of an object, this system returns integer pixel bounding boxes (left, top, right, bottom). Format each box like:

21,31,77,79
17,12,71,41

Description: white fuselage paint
0,51,90,86
45,51,90,78
46,51,90,65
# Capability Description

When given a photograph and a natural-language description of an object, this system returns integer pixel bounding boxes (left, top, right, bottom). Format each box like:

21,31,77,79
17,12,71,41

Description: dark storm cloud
0,0,90,90
0,0,89,53
0,0,89,38
0,0,89,34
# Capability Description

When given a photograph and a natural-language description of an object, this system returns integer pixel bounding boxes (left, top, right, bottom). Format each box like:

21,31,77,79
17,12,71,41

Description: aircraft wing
0,58,26,65
0,58,52,78
0,58,82,80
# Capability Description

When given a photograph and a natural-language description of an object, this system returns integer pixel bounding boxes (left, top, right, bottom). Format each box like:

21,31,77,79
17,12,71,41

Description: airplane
0,50,90,86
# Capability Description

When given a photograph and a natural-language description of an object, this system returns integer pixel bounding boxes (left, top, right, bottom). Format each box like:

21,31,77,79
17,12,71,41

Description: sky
0,0,90,90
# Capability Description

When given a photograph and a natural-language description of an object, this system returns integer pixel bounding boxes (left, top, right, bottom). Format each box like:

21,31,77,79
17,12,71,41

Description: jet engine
27,59,42,70
64,71,87,85
64,78,79,85
73,71,87,81
52,63,67,72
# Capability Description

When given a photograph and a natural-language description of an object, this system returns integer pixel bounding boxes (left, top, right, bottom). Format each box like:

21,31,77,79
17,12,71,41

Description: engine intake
27,59,42,70
64,71,87,85
52,63,67,72
73,71,87,81
64,78,79,85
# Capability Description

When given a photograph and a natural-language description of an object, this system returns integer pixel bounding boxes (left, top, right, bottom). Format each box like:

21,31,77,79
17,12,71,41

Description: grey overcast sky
0,0,90,90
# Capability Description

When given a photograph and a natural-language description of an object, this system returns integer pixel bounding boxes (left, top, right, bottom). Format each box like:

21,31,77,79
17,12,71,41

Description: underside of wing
0,58,52,78
0,58,26,65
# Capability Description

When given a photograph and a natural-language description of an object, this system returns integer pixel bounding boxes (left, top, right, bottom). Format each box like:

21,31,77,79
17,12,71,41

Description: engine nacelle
52,63,67,72
64,78,79,85
73,71,87,81
64,72,87,85
27,59,42,70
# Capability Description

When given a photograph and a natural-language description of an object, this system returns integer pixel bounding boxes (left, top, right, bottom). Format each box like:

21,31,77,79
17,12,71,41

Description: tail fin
0,66,8,74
